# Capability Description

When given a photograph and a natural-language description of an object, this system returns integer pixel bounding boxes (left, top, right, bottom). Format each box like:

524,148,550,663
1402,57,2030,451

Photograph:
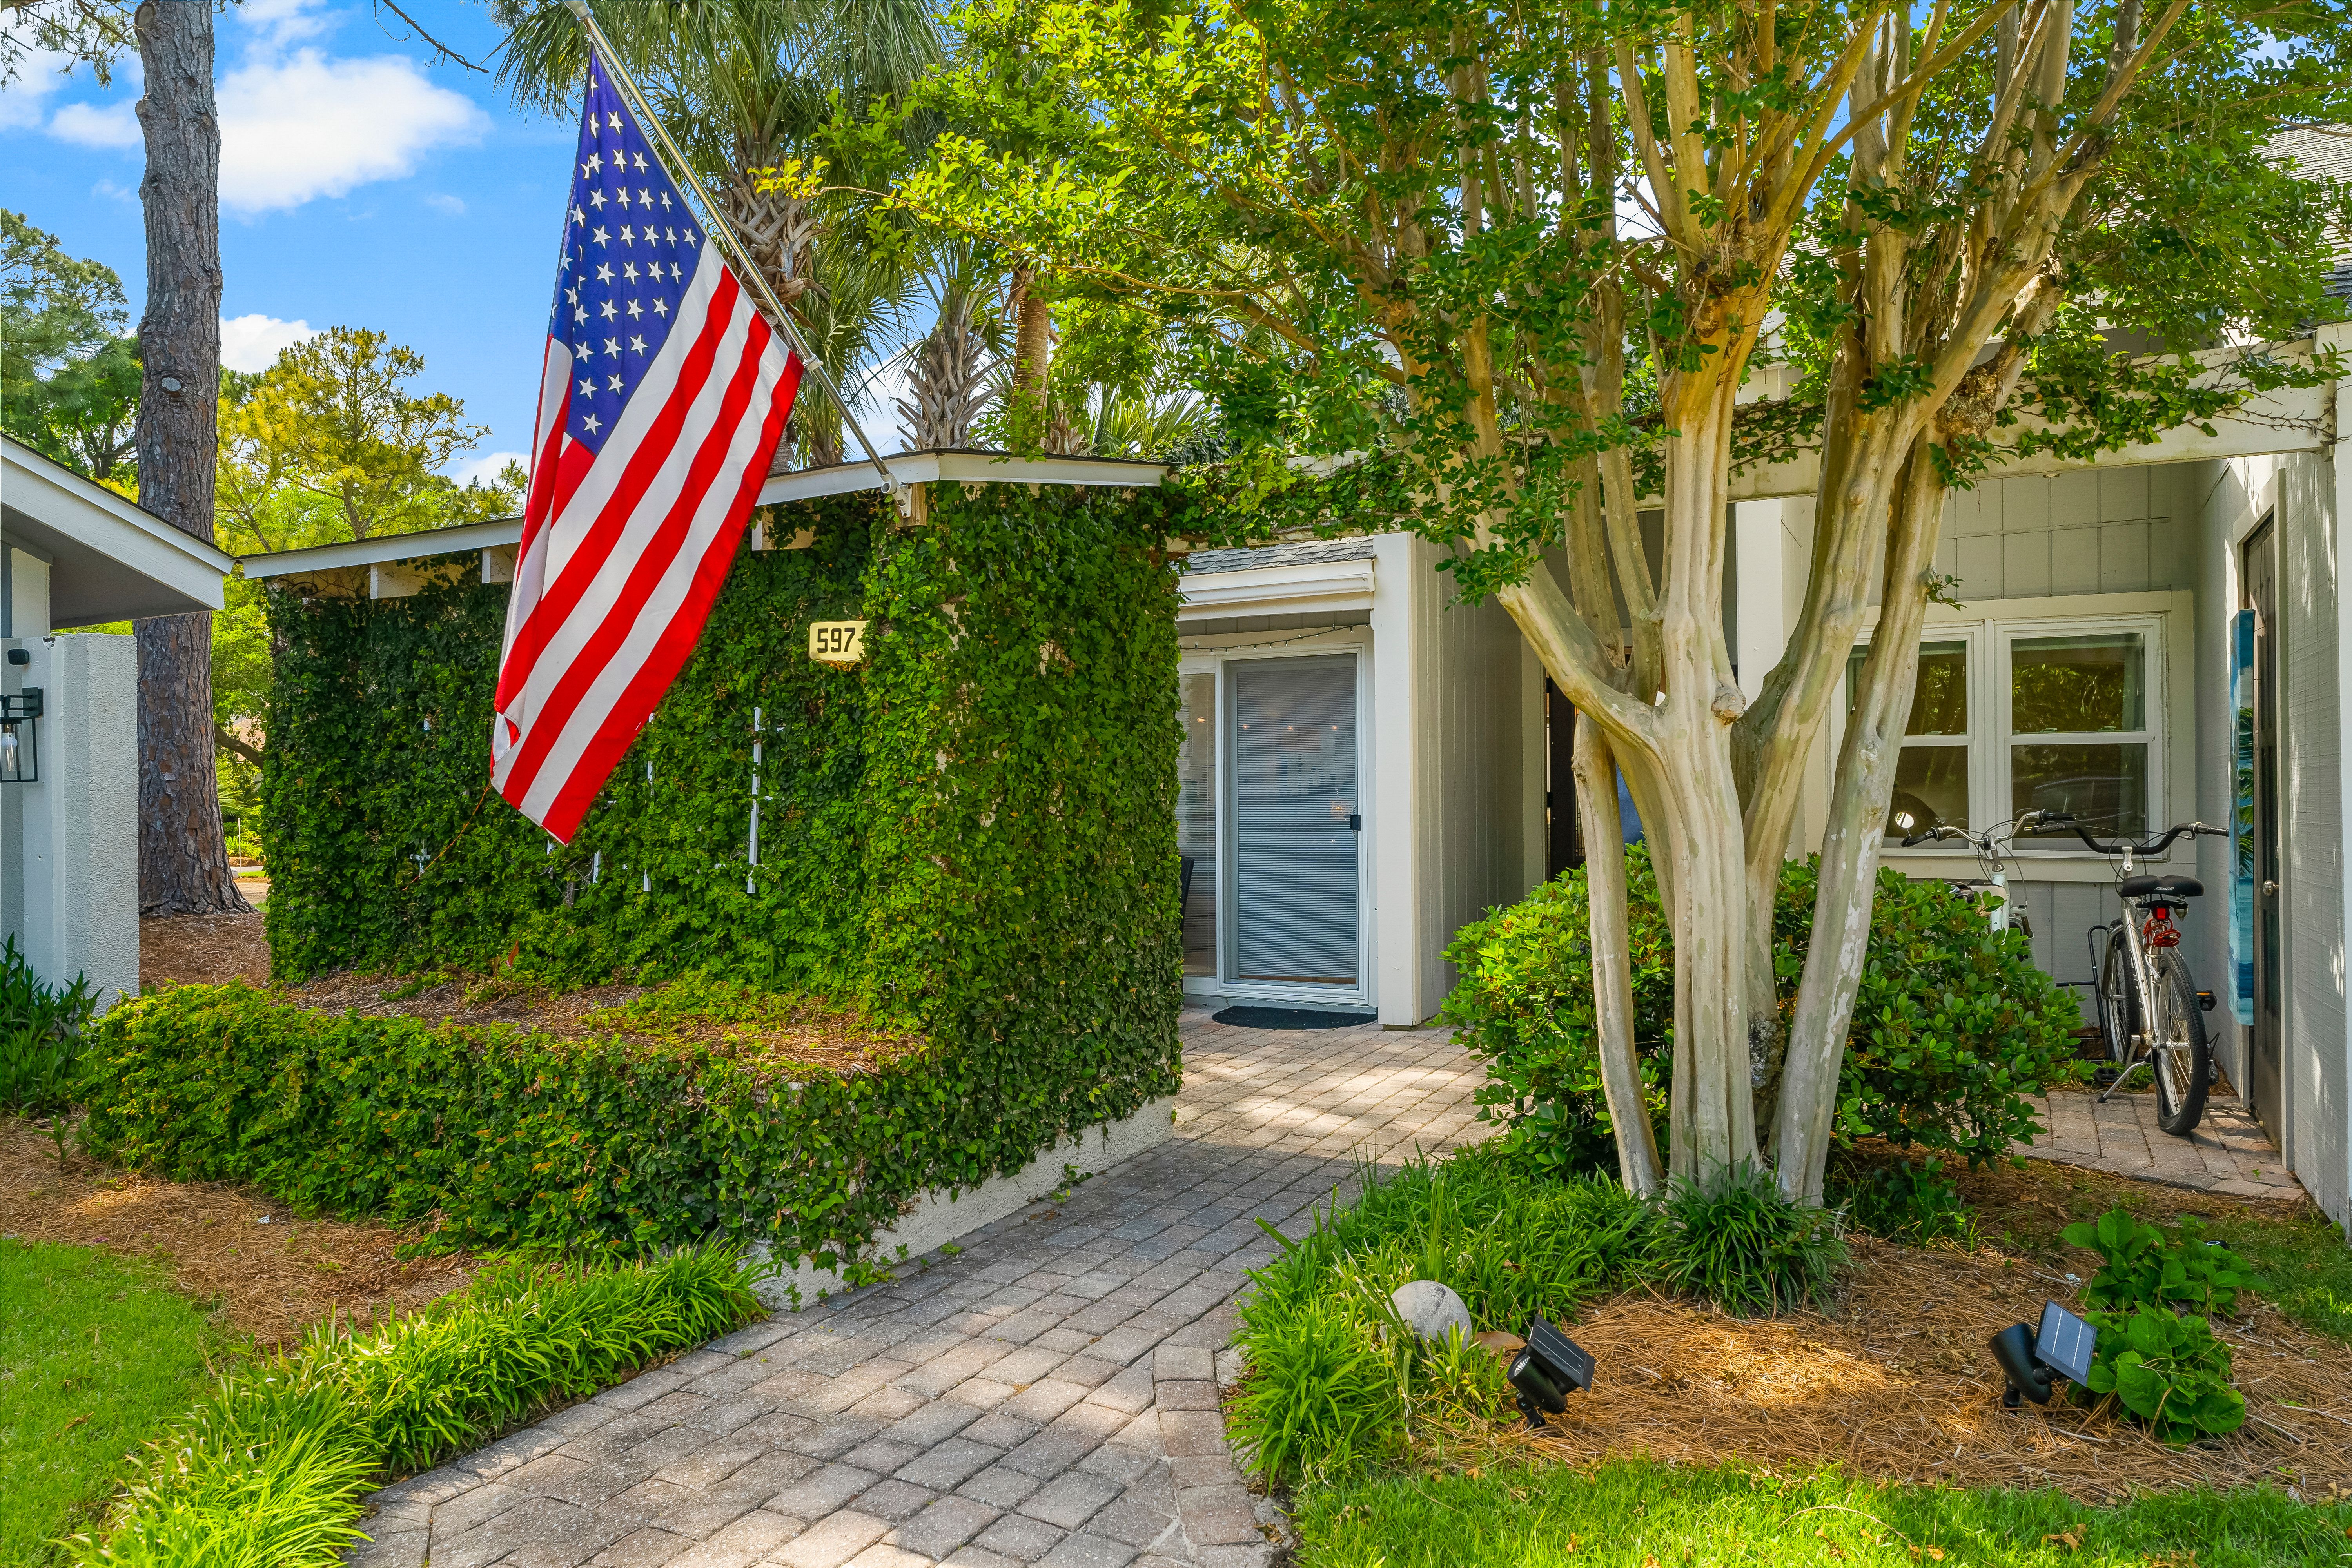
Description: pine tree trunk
132,0,245,917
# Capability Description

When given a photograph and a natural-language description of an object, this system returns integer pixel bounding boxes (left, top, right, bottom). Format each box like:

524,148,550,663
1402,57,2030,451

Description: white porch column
2326,319,2352,1226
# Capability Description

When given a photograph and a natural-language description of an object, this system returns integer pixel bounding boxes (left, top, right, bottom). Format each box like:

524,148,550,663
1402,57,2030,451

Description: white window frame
1997,613,2165,857
1844,609,2167,864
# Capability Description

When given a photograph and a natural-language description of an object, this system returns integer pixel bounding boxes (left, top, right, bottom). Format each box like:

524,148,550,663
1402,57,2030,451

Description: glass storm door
1227,656,1361,986
2245,518,2283,1135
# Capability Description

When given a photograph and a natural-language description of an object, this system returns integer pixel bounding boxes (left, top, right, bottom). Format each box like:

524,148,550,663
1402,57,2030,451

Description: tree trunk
133,0,246,917
1774,447,1949,1200
1572,713,1664,1194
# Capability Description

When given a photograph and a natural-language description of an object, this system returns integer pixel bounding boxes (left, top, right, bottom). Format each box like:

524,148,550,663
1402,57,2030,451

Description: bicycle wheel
2096,927,2139,1067
2149,952,2212,1135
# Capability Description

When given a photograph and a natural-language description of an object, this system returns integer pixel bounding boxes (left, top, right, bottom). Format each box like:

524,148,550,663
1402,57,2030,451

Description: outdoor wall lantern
1989,1300,2097,1408
1507,1313,1595,1429
0,688,39,784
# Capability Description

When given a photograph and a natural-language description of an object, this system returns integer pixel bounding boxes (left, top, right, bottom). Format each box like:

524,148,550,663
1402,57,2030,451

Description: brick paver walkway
2023,1089,2305,1200
352,1007,1486,1568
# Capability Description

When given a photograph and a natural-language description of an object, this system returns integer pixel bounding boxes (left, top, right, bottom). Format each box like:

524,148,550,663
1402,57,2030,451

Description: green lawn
0,1239,232,1564
1295,1459,2348,1567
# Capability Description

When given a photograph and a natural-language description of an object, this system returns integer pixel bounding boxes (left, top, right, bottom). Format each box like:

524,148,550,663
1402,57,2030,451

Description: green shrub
0,935,97,1115
2065,1206,2250,1317
1653,1161,1845,1318
1444,850,2082,1174
74,1245,762,1568
1829,1152,1978,1245
2081,1307,2246,1444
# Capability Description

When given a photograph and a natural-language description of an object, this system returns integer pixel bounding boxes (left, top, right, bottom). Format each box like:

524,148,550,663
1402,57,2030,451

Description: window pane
1887,744,1970,837
1178,672,1216,976
2014,743,2149,839
1844,639,1967,735
2013,633,2145,733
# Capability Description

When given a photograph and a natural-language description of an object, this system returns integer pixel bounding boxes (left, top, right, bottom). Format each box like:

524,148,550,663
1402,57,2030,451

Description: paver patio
349,1005,1489,1568
2022,1089,2305,1200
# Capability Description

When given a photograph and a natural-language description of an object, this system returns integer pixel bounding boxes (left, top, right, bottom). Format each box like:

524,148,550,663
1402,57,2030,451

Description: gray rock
1389,1280,1472,1346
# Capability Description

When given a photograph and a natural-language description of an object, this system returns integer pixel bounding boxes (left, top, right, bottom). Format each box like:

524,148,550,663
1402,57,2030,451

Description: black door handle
1350,814,1362,832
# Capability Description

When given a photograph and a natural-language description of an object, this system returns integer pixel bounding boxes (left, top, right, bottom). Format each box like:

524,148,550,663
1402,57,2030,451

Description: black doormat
1212,1005,1378,1030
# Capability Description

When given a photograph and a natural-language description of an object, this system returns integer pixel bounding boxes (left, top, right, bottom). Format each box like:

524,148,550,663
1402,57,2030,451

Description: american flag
491,52,802,843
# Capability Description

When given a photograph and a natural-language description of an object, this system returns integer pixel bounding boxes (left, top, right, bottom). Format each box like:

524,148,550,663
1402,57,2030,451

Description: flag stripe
502,298,778,809
490,51,801,844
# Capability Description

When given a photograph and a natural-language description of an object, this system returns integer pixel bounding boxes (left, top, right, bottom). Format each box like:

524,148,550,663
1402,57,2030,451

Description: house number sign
809,619,869,664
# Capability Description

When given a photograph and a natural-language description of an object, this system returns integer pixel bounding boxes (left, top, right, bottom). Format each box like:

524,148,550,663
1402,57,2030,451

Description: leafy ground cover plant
2081,1306,2247,1445
71,1244,763,1568
0,935,98,1115
1290,1457,2347,1568
1445,854,2082,1177
2065,1206,2250,1317
1655,1161,1846,1319
0,1240,227,1567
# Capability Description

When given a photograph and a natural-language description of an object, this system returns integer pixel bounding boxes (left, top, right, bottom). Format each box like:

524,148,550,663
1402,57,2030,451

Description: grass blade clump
72,1245,764,1568
1655,1161,1844,1319
1226,1294,1403,1488
1233,1144,1661,1486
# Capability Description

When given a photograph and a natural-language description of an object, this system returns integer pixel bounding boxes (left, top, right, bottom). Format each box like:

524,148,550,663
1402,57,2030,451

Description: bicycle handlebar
2035,812,2226,857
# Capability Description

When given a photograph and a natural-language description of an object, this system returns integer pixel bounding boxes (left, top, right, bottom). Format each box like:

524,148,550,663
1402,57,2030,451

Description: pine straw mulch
276,971,925,1076
0,1116,472,1352
1437,1231,2352,1506
132,913,922,1075
139,910,272,989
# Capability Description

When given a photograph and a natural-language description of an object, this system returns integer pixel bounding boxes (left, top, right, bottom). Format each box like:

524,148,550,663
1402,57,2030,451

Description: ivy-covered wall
254,481,1190,1200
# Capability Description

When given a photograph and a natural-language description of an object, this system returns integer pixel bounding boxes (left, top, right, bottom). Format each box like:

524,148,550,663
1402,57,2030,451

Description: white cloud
49,98,138,148
219,313,318,373
216,49,487,214
450,450,528,488
0,45,75,131
424,192,466,216
237,0,332,50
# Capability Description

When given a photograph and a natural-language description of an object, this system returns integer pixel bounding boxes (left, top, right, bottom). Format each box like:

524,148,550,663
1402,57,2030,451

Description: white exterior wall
2,628,140,1014
1366,534,1536,1024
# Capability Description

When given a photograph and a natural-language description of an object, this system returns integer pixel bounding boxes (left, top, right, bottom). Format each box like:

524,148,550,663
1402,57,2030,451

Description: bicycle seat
2119,874,2203,900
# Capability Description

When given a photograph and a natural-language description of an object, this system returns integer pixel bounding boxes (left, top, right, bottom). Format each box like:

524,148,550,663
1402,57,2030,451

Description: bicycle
2041,812,2227,1137
1897,809,2043,936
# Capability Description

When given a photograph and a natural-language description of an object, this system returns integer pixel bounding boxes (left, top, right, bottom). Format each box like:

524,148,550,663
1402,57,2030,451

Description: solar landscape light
1506,1313,1595,1429
1989,1300,2097,1408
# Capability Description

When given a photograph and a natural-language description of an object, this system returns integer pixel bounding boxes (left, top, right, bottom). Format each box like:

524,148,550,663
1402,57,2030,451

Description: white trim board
1179,557,1376,619
2,435,232,624
750,1096,1176,1310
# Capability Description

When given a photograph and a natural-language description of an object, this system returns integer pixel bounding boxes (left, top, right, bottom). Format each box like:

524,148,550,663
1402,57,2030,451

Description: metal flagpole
563,0,901,501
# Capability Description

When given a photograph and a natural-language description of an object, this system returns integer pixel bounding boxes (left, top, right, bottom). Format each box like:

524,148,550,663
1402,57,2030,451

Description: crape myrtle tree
900,0,2352,1197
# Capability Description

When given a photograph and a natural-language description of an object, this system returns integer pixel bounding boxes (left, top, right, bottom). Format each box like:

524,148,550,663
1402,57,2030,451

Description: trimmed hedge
84,981,1087,1269
195,481,1195,1260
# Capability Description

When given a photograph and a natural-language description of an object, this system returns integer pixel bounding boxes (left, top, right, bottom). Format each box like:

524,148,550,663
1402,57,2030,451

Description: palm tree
893,238,1006,450
495,0,939,468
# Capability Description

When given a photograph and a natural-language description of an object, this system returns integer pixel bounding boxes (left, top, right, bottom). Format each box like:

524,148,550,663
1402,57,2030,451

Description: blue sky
1,0,597,485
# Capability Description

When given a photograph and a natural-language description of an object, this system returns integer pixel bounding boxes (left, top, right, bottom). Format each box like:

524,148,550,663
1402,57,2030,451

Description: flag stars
595,262,615,283
633,152,648,171
599,299,618,320
592,226,610,247
579,377,595,396
581,412,602,434
625,298,643,319
570,204,586,226
652,297,670,316
583,152,602,175
604,338,620,356
629,334,647,354
608,373,623,391
588,188,606,210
